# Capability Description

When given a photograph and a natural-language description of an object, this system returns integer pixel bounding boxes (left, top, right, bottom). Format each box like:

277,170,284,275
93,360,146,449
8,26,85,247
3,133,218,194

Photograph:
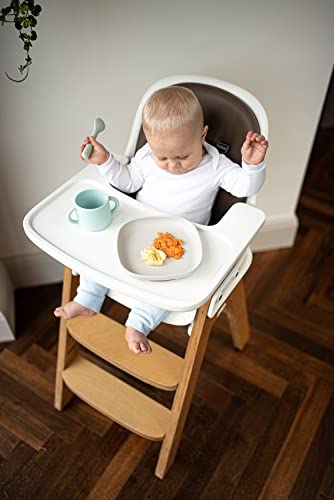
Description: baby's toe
140,342,148,353
129,341,142,354
54,307,63,318
140,341,152,354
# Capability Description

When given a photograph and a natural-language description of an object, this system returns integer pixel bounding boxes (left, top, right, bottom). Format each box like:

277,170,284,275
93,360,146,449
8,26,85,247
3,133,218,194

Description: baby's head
142,86,208,174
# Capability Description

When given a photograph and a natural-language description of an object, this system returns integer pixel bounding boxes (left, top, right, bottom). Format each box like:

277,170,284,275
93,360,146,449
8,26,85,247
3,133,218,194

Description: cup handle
68,207,79,224
108,196,119,214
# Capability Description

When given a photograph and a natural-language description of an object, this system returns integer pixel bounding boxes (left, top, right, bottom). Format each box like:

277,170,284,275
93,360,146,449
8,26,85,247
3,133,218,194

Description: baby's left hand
241,131,269,165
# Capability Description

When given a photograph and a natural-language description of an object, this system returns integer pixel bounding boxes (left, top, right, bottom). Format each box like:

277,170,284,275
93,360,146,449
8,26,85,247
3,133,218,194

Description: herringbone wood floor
0,127,333,500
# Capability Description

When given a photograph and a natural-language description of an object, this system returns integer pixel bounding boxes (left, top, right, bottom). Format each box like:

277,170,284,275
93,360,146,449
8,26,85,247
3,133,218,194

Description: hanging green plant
0,0,42,82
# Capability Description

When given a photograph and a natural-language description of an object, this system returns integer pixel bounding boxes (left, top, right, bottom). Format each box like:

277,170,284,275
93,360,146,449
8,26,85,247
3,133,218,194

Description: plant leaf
32,5,42,16
5,65,30,82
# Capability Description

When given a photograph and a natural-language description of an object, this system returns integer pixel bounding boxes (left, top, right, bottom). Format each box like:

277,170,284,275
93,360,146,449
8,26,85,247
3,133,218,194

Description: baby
54,85,269,354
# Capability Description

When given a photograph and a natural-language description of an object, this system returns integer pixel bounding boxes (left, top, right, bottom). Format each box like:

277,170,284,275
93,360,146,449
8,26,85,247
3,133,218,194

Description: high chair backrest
124,75,268,224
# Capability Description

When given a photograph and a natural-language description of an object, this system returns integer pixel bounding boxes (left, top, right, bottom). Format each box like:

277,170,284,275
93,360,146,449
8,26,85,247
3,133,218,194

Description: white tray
23,165,265,312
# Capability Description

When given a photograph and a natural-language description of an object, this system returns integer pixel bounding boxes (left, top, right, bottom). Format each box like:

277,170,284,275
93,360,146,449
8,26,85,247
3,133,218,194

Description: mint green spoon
82,117,106,160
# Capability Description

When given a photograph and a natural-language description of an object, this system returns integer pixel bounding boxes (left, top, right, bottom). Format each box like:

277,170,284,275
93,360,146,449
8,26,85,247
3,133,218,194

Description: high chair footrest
62,355,170,441
67,313,183,391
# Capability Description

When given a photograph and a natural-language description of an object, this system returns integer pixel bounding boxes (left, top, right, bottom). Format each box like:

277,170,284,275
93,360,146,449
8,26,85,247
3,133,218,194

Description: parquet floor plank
0,370,82,445
205,336,288,397
317,462,334,500
37,426,129,500
251,310,334,365
0,442,36,488
0,383,52,451
87,433,151,500
200,356,261,402
259,380,333,499
1,434,70,500
63,398,113,438
291,394,334,500
0,348,55,403
249,325,334,384
0,425,19,459
230,381,307,500
197,390,278,499
117,396,244,500
22,343,57,374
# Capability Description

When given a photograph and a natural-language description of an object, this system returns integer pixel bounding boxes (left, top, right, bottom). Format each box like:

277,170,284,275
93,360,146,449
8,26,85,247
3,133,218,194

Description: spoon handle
82,142,93,160
82,121,103,160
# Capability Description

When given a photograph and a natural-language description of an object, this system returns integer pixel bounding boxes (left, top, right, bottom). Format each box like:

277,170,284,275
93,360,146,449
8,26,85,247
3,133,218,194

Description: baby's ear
201,125,209,141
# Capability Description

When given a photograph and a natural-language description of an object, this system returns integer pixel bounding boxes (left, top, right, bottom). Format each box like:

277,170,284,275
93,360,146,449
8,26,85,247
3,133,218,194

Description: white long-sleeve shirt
99,141,266,225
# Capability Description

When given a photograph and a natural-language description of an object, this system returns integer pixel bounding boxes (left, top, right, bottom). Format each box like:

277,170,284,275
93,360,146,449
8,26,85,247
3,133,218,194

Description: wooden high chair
23,75,268,479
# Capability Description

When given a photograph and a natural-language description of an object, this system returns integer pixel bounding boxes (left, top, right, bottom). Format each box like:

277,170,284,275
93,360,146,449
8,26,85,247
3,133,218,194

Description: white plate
116,216,203,281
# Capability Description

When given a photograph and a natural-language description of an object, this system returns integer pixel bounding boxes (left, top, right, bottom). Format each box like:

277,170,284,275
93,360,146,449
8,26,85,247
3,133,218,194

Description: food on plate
141,246,167,266
153,232,185,260
141,231,185,266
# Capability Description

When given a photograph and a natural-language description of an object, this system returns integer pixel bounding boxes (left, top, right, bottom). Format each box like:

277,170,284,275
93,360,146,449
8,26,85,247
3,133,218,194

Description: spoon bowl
92,117,106,136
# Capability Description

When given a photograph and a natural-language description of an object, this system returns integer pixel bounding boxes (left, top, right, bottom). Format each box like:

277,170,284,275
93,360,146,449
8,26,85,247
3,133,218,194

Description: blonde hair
142,86,204,135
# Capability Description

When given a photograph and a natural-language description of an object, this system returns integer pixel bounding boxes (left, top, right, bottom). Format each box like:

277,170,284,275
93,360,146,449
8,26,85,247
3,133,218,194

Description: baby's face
145,125,208,175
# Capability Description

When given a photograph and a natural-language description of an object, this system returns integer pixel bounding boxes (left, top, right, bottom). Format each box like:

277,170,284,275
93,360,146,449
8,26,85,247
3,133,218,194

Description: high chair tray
23,165,265,312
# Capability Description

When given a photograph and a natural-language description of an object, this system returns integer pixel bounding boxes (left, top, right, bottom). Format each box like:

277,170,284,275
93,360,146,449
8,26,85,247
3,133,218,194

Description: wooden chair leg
155,299,215,479
224,279,250,350
54,266,80,411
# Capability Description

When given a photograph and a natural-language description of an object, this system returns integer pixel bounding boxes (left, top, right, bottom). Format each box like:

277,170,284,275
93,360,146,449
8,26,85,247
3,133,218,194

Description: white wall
0,0,333,286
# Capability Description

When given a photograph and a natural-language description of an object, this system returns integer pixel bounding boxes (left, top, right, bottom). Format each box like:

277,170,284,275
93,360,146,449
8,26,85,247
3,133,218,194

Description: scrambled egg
141,246,167,266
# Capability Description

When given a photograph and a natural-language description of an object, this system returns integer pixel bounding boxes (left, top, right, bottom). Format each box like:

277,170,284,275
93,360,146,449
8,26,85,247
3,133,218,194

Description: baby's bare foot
125,327,152,354
54,301,96,320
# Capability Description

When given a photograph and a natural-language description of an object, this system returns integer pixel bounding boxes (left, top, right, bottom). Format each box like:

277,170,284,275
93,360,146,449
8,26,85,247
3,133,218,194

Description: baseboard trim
4,213,298,288
251,212,299,252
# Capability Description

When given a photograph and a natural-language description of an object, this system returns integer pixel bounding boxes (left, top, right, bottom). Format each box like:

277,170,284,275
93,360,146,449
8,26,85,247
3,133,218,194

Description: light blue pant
74,275,169,335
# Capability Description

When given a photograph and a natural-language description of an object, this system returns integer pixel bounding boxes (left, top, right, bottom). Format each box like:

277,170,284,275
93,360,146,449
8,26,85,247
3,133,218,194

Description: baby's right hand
80,136,110,165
